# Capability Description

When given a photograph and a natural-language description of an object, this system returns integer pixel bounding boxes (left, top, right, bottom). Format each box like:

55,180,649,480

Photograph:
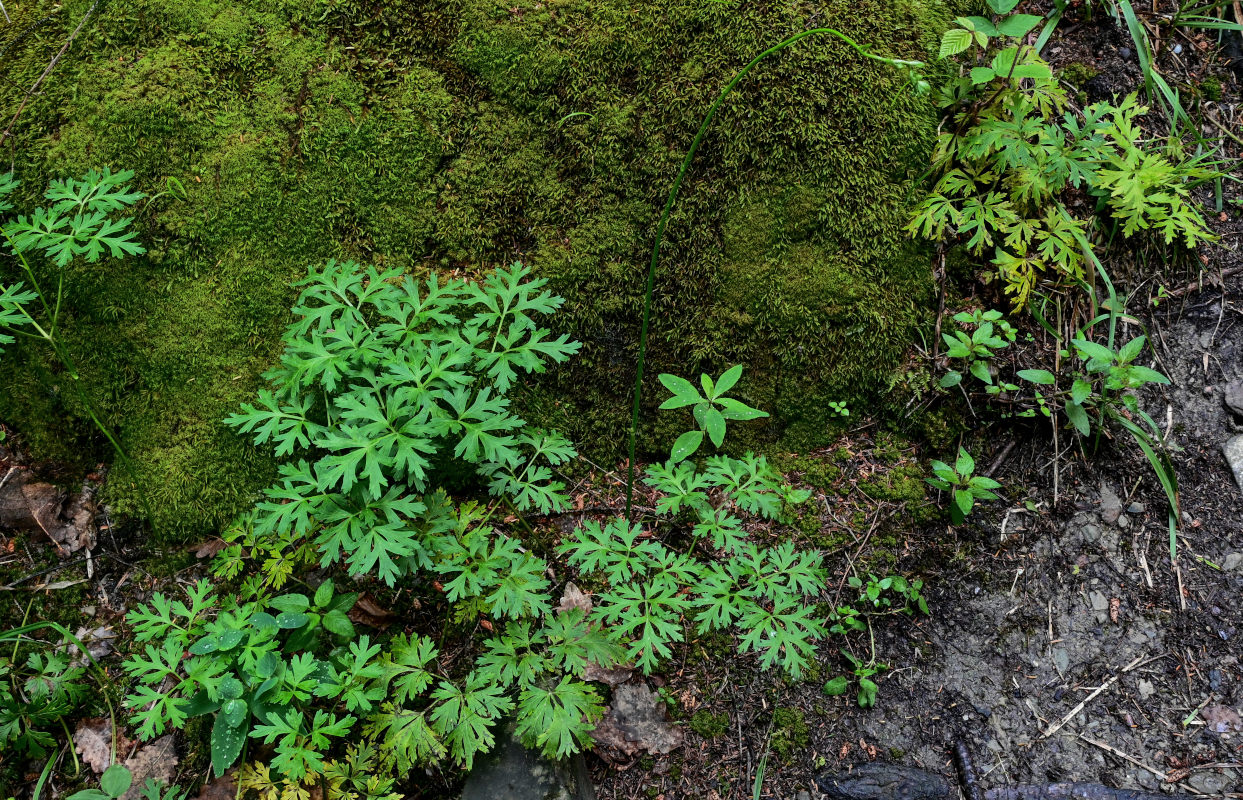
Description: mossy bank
0,0,952,537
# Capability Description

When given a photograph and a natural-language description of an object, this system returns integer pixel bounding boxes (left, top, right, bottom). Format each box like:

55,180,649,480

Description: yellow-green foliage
0,0,951,536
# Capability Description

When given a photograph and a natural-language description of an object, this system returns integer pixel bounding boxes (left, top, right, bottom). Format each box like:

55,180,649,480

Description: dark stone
461,724,595,800
1224,380,1243,418
816,763,953,800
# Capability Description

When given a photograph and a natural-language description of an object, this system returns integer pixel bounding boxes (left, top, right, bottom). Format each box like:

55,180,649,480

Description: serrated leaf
940,28,972,59
1065,402,1091,436
997,13,1042,37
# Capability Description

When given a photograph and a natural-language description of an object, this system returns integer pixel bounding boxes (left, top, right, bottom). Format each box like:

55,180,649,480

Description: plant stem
624,28,922,522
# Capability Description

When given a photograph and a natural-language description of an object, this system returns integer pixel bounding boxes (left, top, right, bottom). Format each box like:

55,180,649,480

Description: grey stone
1187,770,1232,794
1081,524,1103,544
1224,380,1243,417
1099,485,1123,524
461,724,595,800
1224,436,1243,490
1117,515,1130,530
1053,648,1070,674
796,792,812,800
1137,679,1155,699
1222,552,1243,572
1126,502,1145,514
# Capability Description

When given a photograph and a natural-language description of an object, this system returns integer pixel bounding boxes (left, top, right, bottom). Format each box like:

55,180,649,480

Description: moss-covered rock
0,0,951,537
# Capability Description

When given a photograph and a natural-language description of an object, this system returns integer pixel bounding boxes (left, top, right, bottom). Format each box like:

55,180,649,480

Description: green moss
1,0,953,537
769,707,810,763
1059,62,1097,88
1199,77,1223,103
689,709,730,739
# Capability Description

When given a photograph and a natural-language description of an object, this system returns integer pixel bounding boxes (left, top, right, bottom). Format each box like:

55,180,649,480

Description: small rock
1137,679,1155,699
796,792,812,800
1119,46,1132,59
1117,515,1130,530
1187,770,1232,794
1099,485,1122,524
1173,43,1183,54
461,723,594,800
1223,436,1243,490
1081,523,1103,544
1089,591,1109,611
1222,553,1243,572
1052,648,1070,674
1127,502,1145,514
1225,381,1243,417
1209,669,1224,691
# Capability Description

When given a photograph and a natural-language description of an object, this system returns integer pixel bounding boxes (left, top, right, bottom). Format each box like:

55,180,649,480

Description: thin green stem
623,28,922,521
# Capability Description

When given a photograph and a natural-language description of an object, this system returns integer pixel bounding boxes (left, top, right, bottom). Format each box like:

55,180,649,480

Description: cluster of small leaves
123,574,610,783
238,744,402,800
222,261,580,588
939,308,1017,390
822,650,888,709
560,368,829,679
0,639,88,757
1017,334,1169,437
911,0,1214,308
926,447,1002,523
0,169,146,354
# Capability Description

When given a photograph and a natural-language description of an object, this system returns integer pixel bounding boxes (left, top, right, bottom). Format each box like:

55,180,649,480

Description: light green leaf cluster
926,447,1002,523
914,9,1214,309
225,261,581,587
558,368,827,680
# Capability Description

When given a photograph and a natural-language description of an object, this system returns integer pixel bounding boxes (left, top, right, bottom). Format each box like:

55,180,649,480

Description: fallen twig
1041,655,1143,738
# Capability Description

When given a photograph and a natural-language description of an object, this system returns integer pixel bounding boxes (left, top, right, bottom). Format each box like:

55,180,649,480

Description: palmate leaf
485,552,552,619
475,323,581,393
475,622,548,688
4,207,145,267
515,677,604,760
466,262,564,339
542,609,626,675
365,705,446,771
736,596,827,679
429,673,514,769
595,581,688,674
225,390,323,457
558,518,663,584
380,633,440,704
43,167,144,216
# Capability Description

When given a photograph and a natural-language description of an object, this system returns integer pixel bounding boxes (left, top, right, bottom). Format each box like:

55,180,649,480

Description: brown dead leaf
1108,597,1120,623
555,582,592,615
583,661,634,687
122,735,177,799
860,738,877,759
1165,768,1191,783
193,538,229,559
348,594,397,629
74,718,126,774
196,769,238,800
1202,705,1243,734
591,681,684,756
